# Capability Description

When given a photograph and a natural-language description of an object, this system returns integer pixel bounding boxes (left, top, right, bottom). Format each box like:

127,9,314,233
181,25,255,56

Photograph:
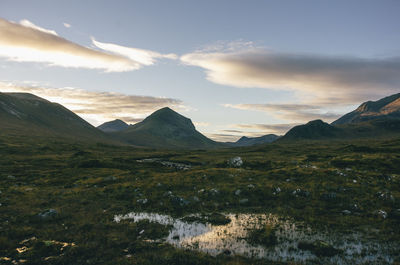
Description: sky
1,0,400,141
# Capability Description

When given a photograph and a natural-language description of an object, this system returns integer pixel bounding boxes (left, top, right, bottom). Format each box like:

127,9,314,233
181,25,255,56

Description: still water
114,212,398,264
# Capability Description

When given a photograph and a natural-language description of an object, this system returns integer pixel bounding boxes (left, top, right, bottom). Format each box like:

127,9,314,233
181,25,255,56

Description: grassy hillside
0,92,115,144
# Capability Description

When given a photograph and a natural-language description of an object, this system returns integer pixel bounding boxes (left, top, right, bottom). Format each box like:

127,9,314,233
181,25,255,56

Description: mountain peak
98,119,129,133
333,93,400,125
112,107,220,149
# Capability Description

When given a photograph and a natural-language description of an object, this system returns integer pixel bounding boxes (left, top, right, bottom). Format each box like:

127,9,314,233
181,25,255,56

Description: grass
0,134,399,264
247,224,277,247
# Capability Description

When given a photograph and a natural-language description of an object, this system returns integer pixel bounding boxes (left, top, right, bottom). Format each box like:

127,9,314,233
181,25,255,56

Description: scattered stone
342,210,351,215
103,176,117,181
163,191,173,197
209,188,219,195
137,199,148,204
353,179,357,183
375,210,388,219
228,157,243,167
377,191,395,202
239,198,249,204
292,189,310,198
272,187,281,195
235,189,241,196
38,209,58,220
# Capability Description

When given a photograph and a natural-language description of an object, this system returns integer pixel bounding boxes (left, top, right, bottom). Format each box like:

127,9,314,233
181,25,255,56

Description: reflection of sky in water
114,212,398,264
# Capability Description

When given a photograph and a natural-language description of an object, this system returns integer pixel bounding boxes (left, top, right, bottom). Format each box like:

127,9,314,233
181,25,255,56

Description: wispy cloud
181,44,400,104
19,19,58,36
233,123,299,135
0,18,175,72
92,38,177,66
224,103,341,122
205,133,241,142
0,81,184,126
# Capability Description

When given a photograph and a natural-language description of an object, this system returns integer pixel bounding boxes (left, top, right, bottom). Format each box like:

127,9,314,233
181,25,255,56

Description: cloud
181,46,400,104
233,123,299,135
63,22,71,28
224,103,341,122
0,81,184,126
19,19,58,36
92,38,177,66
0,18,174,72
205,133,241,142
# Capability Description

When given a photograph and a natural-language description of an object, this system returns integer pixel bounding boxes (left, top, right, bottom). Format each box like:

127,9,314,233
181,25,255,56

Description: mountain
229,134,279,147
279,120,342,141
332,93,400,125
111,107,222,149
0,92,111,142
98,119,129,132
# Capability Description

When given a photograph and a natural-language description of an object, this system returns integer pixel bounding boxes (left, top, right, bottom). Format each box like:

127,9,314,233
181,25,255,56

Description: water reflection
114,212,398,264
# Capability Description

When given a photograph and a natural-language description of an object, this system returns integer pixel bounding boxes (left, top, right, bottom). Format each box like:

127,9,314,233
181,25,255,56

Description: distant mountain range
227,134,280,147
279,93,400,141
1,91,400,148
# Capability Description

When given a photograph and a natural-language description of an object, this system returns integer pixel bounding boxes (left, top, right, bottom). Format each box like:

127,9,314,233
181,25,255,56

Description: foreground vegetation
1,134,400,264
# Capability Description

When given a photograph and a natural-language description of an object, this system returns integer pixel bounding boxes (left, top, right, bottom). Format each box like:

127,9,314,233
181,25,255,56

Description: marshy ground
0,136,399,264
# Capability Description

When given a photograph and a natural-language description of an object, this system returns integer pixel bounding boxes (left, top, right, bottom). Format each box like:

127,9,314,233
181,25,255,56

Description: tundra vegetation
0,134,399,264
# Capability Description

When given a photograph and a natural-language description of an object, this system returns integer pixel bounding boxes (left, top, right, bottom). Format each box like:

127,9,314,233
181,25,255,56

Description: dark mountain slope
279,120,343,141
111,107,222,149
98,119,129,132
0,92,111,142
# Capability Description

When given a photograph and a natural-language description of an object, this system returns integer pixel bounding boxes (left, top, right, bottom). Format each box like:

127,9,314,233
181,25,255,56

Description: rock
272,187,281,195
342,210,351,215
103,176,117,181
375,209,387,219
234,189,241,196
7,175,16,180
292,189,310,197
247,184,255,189
156,182,162,187
377,191,395,202
137,198,148,204
239,198,249,204
192,196,200,202
38,209,58,219
209,188,219,195
163,191,173,197
228,157,243,167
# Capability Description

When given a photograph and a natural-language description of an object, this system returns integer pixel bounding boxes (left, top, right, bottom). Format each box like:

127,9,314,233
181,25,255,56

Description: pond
114,212,398,264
